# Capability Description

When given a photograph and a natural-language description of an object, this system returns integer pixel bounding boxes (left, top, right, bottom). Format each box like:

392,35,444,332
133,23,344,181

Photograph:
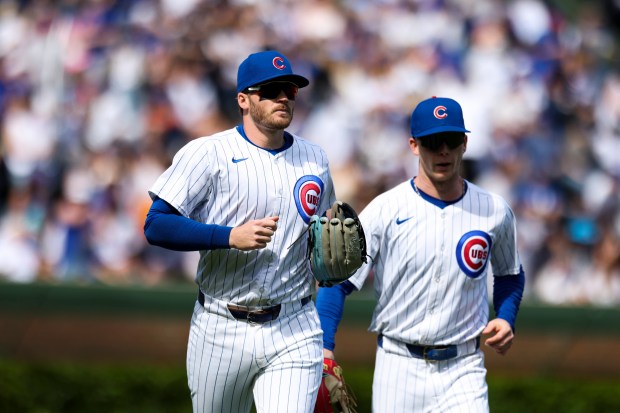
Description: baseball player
144,50,336,413
316,97,525,412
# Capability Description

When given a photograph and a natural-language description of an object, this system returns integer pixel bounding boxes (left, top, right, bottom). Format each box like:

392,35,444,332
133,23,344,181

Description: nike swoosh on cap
396,217,413,225
232,156,249,163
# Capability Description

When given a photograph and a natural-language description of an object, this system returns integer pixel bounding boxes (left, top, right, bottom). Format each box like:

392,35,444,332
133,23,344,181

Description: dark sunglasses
245,82,299,100
417,133,465,151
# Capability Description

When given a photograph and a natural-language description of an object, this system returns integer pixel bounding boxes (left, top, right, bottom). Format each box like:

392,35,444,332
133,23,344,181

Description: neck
414,175,464,201
242,120,285,150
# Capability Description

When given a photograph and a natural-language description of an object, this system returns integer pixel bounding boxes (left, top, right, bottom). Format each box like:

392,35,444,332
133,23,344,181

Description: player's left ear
462,135,468,153
409,137,419,155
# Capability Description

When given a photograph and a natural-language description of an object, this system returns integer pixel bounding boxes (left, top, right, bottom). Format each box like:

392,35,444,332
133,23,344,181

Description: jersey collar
236,125,294,155
410,177,468,209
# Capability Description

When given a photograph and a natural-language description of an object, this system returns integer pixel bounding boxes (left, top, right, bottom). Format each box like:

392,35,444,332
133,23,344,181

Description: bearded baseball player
316,97,525,412
144,50,336,413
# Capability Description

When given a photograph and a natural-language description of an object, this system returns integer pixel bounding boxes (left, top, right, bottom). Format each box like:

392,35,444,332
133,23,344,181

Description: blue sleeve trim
143,198,232,251
315,281,356,351
493,266,525,331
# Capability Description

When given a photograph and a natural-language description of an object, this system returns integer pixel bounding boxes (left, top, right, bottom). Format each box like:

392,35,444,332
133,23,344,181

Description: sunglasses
245,82,299,100
417,133,465,151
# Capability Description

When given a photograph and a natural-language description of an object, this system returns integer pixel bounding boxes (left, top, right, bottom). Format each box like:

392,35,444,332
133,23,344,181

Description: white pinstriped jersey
349,179,521,345
149,127,335,306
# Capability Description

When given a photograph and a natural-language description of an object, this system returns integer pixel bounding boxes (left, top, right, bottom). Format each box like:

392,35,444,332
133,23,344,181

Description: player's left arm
483,200,525,355
483,267,525,355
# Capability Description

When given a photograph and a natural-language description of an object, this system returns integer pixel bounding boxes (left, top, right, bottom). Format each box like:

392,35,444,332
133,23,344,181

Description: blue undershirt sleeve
143,197,232,251
315,280,357,351
493,266,525,331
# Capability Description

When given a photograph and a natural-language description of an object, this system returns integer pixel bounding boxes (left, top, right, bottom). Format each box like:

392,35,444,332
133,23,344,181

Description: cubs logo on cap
294,175,324,224
237,50,310,93
433,105,448,119
456,230,492,278
272,56,286,69
410,96,471,138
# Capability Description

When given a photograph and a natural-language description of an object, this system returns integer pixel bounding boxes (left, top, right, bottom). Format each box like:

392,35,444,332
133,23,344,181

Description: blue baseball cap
237,50,310,93
410,96,470,138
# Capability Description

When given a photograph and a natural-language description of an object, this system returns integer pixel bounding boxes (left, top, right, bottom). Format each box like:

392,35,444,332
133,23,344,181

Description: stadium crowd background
0,0,619,307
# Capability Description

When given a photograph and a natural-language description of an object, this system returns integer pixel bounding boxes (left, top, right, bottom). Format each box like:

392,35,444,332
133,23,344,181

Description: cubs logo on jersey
456,230,492,278
294,175,324,223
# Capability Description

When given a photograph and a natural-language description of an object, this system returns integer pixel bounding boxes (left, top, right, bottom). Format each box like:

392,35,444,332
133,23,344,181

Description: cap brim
414,126,470,138
248,74,310,89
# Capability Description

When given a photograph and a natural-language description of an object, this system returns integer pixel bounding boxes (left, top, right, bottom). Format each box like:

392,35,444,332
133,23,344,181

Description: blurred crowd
0,0,619,307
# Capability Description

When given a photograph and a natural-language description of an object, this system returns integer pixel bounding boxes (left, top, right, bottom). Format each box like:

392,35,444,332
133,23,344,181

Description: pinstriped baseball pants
187,300,323,413
373,345,489,412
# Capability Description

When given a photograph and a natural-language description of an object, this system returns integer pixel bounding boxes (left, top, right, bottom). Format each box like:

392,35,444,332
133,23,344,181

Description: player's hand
315,355,357,413
229,216,279,251
482,318,514,356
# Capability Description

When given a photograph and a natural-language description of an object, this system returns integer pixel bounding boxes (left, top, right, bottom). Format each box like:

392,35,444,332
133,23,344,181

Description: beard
249,99,293,130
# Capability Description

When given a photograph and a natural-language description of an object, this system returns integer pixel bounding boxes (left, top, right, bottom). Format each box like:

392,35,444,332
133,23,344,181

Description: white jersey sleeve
488,199,521,276
149,137,213,219
347,194,386,291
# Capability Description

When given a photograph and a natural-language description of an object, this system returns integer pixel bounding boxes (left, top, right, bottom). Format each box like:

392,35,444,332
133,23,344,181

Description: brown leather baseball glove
314,358,357,413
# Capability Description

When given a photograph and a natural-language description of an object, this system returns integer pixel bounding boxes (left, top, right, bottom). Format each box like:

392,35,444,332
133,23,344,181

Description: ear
463,135,468,153
237,93,250,111
409,137,420,156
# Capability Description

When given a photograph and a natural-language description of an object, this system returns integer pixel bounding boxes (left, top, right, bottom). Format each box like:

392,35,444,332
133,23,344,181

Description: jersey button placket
435,211,449,284
429,211,445,320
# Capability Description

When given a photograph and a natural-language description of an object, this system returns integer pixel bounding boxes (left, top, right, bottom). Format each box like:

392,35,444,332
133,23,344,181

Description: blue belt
197,290,311,324
378,335,480,361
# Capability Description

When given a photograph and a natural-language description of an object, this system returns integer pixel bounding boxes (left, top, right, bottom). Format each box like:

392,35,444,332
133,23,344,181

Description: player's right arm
144,197,277,251
317,193,385,357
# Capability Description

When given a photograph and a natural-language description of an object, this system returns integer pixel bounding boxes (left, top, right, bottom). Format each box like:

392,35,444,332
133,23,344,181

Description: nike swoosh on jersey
232,156,249,163
396,217,413,225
